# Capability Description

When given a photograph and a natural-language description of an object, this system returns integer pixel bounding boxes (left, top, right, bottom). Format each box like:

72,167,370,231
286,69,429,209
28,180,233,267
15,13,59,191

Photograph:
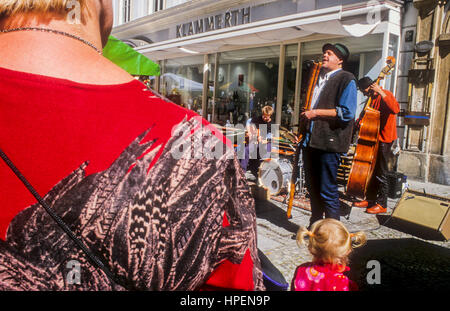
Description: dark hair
357,77,374,90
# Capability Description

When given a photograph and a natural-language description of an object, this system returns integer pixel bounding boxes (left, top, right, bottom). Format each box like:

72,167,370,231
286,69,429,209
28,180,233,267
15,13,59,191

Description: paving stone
255,180,450,291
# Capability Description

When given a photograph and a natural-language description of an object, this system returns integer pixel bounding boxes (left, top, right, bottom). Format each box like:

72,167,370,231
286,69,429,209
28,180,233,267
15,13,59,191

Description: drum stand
337,149,356,221
282,148,307,205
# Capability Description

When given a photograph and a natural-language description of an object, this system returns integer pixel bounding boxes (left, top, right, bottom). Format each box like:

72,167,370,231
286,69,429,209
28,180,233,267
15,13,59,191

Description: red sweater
370,89,400,143
291,262,358,291
0,66,258,290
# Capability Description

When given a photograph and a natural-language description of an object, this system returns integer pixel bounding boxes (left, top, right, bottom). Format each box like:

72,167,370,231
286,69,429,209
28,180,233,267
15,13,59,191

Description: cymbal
279,128,298,143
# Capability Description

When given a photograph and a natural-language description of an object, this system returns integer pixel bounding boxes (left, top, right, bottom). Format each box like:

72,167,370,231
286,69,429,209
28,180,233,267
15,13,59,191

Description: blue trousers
303,147,342,226
240,141,271,177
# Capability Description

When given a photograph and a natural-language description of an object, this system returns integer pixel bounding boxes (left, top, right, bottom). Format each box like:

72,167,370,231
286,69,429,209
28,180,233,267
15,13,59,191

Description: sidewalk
255,179,450,291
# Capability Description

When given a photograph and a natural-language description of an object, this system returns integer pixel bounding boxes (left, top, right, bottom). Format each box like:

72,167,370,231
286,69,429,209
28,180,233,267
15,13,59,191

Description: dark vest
309,70,356,153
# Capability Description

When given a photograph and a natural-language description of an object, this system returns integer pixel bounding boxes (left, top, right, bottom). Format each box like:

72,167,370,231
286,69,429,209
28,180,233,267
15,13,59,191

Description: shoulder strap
0,148,128,290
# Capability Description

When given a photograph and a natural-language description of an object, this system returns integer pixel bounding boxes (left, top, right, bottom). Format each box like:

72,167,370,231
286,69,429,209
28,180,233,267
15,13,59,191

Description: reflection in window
162,56,206,116
281,44,299,129
214,46,280,126
123,0,131,23
166,0,189,9
154,0,164,12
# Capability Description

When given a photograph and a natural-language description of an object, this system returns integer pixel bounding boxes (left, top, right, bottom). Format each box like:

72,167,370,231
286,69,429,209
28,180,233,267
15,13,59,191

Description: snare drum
258,158,293,196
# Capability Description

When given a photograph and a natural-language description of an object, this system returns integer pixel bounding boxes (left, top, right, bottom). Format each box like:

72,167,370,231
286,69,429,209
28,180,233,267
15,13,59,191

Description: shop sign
176,7,251,38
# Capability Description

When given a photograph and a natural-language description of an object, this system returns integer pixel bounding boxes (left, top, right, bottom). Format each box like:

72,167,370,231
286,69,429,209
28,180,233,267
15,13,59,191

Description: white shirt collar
321,68,342,81
311,68,342,109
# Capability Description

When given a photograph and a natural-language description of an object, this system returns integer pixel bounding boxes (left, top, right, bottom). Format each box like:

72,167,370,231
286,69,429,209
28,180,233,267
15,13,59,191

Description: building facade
108,0,450,186
395,0,450,185
112,0,403,125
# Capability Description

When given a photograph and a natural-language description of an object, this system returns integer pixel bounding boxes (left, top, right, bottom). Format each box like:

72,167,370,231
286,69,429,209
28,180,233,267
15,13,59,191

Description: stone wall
397,0,450,186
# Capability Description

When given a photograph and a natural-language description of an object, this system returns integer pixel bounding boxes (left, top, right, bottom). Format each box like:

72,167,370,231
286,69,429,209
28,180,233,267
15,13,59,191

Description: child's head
262,105,274,116
296,219,366,267
261,106,274,122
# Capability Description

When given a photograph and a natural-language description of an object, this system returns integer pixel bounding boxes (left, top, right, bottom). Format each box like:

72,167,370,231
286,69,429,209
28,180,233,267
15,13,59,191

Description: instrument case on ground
387,171,406,199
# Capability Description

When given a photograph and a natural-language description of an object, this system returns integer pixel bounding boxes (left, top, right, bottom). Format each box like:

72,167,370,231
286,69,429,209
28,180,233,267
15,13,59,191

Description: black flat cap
358,77,374,90
322,43,350,62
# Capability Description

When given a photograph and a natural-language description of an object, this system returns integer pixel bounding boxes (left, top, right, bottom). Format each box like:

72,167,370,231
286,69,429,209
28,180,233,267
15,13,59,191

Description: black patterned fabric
0,118,264,291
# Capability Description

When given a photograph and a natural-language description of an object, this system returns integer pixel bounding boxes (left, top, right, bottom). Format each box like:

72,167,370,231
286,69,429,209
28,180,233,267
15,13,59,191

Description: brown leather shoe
366,204,387,214
353,200,369,208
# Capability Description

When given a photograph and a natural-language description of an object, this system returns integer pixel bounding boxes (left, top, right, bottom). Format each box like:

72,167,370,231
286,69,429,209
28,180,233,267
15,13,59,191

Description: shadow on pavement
255,196,353,233
348,238,450,291
377,214,449,241
254,199,300,234
340,199,353,219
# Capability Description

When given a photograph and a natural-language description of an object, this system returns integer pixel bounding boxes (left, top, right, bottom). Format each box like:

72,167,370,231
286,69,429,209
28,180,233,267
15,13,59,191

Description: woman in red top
0,0,263,290
353,77,400,214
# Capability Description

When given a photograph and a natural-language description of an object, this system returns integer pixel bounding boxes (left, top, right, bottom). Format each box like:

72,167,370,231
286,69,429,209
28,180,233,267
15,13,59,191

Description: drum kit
257,126,300,197
215,124,296,193
215,123,356,200
258,158,293,196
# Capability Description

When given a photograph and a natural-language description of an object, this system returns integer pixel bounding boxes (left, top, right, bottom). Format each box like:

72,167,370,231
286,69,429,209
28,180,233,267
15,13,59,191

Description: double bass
346,57,396,198
286,61,321,219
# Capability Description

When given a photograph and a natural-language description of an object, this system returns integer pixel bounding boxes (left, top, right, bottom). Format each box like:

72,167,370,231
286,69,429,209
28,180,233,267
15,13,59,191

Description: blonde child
291,219,366,291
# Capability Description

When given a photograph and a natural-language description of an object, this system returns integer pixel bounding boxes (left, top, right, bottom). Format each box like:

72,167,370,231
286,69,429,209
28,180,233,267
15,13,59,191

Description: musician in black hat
300,43,357,227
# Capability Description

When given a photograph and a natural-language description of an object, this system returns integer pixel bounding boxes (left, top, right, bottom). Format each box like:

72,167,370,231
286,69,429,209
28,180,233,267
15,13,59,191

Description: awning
103,36,160,76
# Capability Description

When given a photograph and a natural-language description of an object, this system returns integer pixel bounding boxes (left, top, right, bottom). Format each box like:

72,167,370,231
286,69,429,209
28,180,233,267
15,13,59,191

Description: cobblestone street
256,180,450,291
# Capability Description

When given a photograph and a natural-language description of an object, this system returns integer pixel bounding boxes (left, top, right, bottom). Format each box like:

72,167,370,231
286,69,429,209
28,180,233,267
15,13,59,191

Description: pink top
292,262,358,291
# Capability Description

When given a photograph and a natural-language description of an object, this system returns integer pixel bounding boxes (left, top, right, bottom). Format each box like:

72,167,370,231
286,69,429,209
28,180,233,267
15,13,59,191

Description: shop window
207,54,216,123
281,44,299,129
214,46,280,126
122,0,131,23
162,55,205,115
147,0,163,14
166,0,189,9
154,0,164,12
238,74,244,87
